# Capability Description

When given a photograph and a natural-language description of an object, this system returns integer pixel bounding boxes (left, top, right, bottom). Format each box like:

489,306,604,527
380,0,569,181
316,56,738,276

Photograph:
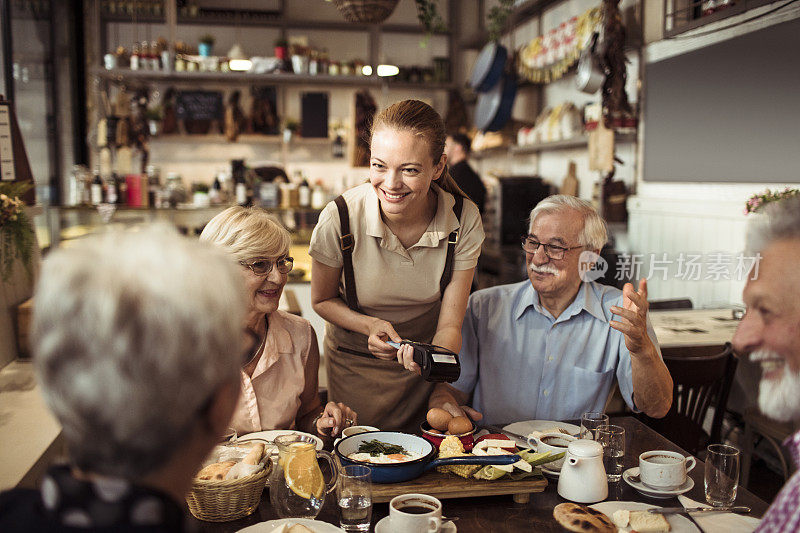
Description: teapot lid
568,439,603,457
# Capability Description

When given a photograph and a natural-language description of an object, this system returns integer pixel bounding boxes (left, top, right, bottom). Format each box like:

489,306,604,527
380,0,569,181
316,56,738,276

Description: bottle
209,176,221,204
311,181,327,210
232,160,248,206
105,172,118,204
90,170,104,205
298,176,311,207
146,165,160,207
115,172,127,206
130,43,140,71
332,133,345,158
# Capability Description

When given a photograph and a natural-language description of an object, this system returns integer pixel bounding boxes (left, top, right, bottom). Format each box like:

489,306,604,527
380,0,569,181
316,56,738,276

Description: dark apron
325,193,464,434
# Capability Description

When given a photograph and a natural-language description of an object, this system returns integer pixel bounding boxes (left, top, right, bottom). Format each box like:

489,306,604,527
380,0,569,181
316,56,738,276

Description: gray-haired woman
200,206,356,439
0,227,246,532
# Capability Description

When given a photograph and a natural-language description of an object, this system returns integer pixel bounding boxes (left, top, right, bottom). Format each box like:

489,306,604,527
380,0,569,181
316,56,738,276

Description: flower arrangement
744,187,800,215
0,182,35,282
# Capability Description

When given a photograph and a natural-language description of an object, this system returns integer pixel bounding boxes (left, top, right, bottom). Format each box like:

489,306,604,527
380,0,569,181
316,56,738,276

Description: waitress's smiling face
369,127,445,217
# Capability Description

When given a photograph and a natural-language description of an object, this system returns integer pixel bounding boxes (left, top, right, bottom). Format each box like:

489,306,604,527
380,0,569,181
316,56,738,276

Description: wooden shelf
92,67,455,90
473,132,637,159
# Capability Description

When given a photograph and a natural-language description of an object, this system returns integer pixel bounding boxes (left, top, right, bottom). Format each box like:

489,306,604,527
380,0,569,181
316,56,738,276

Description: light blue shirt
452,280,661,425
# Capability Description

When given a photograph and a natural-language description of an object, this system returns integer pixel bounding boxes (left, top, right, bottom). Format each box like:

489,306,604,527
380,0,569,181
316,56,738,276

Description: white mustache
750,349,784,362
529,264,560,275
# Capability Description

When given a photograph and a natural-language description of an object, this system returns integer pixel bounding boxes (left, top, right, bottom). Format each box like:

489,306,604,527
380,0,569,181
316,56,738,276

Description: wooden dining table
190,416,768,532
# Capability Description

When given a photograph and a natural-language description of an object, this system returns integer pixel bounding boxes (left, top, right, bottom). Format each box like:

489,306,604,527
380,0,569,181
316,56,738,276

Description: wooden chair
638,343,738,456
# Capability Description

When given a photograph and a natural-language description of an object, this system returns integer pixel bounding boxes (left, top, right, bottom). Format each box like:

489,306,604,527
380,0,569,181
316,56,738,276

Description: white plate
375,516,457,533
590,501,700,533
237,518,345,532
235,430,324,453
503,420,581,447
623,467,695,499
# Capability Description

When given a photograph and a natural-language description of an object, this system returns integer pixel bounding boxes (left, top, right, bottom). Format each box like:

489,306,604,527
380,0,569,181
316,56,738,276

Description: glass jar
270,434,338,519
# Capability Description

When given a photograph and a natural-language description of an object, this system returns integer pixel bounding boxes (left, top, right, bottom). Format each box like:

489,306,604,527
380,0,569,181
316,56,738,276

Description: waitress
309,99,484,432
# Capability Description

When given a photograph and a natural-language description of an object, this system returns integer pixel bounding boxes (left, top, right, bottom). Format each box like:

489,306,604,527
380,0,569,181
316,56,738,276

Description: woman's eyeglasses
239,256,294,276
521,235,583,260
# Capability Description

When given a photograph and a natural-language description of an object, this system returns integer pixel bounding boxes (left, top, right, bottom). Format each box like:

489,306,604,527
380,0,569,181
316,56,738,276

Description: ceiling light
362,65,373,76
377,64,399,77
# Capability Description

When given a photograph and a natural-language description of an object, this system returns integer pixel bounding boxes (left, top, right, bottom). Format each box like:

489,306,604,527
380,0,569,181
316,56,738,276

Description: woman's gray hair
528,194,608,250
32,226,246,479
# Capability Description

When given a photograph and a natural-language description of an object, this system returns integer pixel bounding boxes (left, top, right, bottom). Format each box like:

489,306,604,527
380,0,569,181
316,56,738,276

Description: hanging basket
333,0,399,24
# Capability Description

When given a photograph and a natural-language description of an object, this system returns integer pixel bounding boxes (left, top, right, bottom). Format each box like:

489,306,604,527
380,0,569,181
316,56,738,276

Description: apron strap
335,195,363,314
439,194,464,296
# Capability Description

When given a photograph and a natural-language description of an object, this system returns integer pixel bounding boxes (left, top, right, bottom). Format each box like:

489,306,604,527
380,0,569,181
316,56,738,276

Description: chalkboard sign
176,91,223,121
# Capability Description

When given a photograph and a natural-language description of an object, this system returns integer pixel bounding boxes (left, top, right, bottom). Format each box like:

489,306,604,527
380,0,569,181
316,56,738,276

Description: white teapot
557,439,608,503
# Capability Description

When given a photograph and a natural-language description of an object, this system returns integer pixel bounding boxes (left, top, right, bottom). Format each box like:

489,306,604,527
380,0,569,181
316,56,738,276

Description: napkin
678,495,761,533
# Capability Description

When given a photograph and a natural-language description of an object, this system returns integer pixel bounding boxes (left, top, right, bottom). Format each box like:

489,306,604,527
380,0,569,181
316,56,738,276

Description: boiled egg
426,408,453,432
448,415,473,435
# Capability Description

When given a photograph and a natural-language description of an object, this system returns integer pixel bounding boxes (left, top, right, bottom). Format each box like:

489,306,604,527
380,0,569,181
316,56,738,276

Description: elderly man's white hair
32,226,246,479
528,194,608,250
751,196,800,252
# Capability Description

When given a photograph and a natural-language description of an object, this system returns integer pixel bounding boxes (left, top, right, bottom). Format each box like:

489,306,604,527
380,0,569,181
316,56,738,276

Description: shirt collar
254,311,294,375
514,281,608,323
363,183,460,247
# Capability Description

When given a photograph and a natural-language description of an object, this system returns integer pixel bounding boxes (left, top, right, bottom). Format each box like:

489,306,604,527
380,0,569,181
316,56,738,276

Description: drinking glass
580,412,609,440
337,465,372,532
596,424,625,482
705,444,740,506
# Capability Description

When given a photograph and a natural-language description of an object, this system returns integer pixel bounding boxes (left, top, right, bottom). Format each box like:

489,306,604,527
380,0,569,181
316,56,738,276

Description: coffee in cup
528,432,577,470
639,450,696,490
389,493,442,532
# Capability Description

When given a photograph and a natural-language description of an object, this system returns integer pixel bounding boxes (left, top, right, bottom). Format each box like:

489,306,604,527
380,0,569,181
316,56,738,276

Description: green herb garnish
357,440,409,457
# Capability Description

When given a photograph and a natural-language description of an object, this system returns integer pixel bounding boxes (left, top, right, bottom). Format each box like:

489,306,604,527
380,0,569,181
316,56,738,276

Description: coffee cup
639,450,697,490
528,432,577,470
389,493,442,532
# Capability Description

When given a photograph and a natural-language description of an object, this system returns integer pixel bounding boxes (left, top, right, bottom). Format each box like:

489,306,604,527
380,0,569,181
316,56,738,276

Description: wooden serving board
370,471,548,504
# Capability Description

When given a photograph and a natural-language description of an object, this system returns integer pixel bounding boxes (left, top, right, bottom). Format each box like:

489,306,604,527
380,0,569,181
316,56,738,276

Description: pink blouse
229,310,322,435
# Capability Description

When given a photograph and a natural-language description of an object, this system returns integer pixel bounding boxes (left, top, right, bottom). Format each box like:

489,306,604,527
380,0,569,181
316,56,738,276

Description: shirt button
548,356,554,361
543,390,549,396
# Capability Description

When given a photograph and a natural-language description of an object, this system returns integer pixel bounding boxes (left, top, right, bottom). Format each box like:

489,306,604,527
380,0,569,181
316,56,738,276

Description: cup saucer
622,467,695,499
375,516,457,533
540,465,560,479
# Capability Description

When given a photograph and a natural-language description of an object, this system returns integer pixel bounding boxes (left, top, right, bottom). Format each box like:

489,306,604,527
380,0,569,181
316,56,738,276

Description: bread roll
553,503,616,533
242,442,265,465
196,461,236,481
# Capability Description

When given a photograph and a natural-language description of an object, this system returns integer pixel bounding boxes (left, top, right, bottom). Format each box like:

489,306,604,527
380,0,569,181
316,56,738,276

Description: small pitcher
270,434,338,518
558,439,608,503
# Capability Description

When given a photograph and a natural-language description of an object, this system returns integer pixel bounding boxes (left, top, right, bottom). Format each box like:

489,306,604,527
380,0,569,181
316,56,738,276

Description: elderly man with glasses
429,195,672,424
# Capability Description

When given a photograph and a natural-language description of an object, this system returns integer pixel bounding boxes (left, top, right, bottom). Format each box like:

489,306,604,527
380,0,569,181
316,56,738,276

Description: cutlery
481,424,530,443
648,506,751,515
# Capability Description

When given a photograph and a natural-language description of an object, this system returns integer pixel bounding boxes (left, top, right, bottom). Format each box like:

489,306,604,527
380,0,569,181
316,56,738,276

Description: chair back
638,343,737,456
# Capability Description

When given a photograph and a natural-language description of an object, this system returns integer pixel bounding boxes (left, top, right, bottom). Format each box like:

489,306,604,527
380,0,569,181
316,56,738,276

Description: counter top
0,360,62,490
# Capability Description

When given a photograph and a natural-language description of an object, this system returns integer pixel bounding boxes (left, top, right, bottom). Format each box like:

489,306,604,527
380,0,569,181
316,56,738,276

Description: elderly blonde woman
200,206,356,438
0,227,245,532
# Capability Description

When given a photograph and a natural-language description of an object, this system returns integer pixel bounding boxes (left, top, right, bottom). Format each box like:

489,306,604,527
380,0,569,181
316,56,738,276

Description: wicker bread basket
186,457,272,522
333,0,399,23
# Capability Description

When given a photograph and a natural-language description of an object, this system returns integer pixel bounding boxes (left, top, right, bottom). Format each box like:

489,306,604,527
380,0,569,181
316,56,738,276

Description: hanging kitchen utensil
469,41,508,92
576,31,605,94
474,70,517,132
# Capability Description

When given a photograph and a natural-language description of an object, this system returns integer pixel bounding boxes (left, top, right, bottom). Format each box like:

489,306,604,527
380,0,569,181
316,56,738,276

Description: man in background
445,133,487,213
731,196,800,532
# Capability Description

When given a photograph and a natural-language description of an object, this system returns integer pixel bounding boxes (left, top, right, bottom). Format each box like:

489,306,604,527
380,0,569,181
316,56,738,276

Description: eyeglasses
239,256,294,276
521,235,583,260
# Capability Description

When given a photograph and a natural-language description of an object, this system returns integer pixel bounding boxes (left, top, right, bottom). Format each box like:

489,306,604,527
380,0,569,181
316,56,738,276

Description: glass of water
337,465,372,532
580,412,609,440
596,424,625,482
705,444,740,506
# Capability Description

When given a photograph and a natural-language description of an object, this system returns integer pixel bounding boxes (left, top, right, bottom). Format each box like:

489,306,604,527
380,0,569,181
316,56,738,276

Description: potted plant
0,182,35,283
193,182,210,207
198,34,215,57
274,38,288,60
283,118,300,143
145,105,163,136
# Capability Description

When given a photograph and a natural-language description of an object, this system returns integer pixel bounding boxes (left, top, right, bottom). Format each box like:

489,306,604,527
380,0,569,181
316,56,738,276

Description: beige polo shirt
309,182,484,323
